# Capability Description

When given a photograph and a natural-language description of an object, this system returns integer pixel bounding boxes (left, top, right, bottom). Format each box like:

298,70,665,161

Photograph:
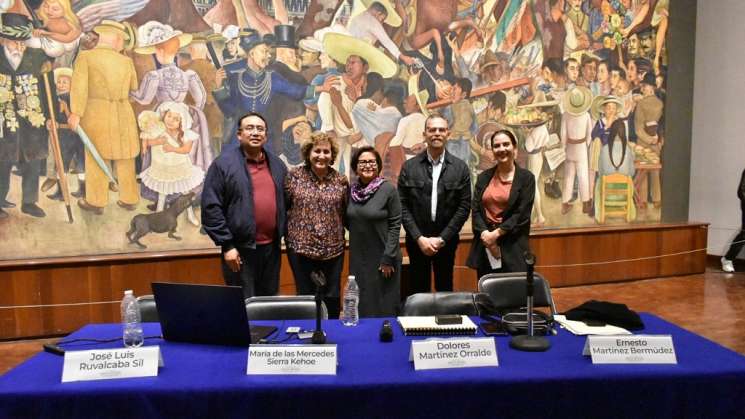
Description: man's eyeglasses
240,125,266,133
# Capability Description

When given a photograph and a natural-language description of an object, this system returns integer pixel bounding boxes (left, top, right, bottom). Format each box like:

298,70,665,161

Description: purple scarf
351,177,385,204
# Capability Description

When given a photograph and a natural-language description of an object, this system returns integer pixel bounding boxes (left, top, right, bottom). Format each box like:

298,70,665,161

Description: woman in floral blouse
285,132,348,318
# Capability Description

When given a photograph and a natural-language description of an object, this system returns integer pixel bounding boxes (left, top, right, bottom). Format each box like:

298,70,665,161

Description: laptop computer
151,282,277,346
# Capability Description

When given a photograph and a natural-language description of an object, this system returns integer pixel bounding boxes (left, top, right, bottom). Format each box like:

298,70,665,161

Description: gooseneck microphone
509,251,551,352
310,271,327,344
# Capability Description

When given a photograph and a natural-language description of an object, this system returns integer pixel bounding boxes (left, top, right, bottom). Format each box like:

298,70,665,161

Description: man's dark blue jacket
201,144,287,252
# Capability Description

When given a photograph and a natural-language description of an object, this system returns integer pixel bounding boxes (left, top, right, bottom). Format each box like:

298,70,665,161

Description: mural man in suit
0,13,52,219
68,20,141,215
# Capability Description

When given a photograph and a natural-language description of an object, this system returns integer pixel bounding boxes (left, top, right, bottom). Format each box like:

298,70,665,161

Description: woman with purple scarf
346,146,402,317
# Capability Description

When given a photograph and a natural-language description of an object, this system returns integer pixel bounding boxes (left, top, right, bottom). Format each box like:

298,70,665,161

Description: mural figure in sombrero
130,21,212,220
318,32,397,176
560,85,593,216
0,13,53,219
69,20,139,215
385,70,429,185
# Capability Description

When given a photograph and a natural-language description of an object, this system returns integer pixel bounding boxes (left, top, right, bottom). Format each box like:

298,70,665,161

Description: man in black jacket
721,168,745,273
398,114,471,293
202,113,287,297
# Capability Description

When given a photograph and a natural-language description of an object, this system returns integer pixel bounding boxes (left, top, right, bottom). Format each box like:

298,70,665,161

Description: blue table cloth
1,314,744,419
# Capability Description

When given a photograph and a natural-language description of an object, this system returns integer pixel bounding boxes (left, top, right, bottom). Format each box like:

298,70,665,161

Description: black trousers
221,242,281,299
287,250,343,319
0,160,41,205
725,204,745,261
405,237,458,294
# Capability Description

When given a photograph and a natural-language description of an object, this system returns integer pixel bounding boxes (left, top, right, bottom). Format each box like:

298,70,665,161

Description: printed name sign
61,346,161,382
411,338,498,370
247,345,337,375
584,335,677,364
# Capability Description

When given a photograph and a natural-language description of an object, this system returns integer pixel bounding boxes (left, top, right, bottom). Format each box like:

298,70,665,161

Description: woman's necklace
496,166,514,183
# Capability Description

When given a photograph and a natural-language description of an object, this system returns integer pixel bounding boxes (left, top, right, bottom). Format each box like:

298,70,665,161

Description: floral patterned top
285,165,349,260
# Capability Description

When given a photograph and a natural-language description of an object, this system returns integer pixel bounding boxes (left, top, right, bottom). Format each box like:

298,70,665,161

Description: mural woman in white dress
129,21,212,215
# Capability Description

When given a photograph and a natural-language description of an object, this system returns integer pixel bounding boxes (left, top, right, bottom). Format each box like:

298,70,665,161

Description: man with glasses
202,113,288,297
398,114,471,294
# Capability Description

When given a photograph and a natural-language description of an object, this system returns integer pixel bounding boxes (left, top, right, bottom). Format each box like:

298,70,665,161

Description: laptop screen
151,282,276,346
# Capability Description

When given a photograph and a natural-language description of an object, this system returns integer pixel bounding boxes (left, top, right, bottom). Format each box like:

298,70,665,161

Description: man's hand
224,248,242,273
317,75,340,93
380,264,394,278
215,68,226,87
417,236,439,257
67,113,80,131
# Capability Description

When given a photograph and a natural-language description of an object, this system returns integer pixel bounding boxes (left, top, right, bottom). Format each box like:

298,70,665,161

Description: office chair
136,294,159,322
477,272,558,315
400,292,482,316
244,295,328,320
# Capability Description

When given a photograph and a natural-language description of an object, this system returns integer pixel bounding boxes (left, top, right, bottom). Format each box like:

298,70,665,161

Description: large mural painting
0,0,670,260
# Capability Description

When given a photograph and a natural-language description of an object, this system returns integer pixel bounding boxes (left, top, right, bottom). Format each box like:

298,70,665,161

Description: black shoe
21,203,46,218
0,199,14,208
0,208,8,219
71,181,85,198
47,187,64,201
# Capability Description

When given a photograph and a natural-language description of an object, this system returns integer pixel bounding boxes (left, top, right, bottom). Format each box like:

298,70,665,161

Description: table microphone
310,271,327,344
509,251,550,352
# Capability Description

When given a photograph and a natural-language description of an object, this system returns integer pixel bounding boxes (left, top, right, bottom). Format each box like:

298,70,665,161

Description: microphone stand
310,272,327,344
510,252,551,352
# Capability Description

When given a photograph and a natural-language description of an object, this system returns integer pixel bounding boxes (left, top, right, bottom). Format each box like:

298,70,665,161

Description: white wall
690,0,745,257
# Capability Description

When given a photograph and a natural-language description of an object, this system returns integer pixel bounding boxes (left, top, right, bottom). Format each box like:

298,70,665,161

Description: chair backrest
477,272,557,315
401,292,480,316
245,295,327,320
136,294,159,322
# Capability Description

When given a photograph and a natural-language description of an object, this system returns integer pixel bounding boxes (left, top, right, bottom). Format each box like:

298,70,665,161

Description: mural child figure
29,0,82,58
138,102,204,225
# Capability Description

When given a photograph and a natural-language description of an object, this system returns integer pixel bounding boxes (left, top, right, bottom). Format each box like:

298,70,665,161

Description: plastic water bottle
341,276,359,326
121,290,144,348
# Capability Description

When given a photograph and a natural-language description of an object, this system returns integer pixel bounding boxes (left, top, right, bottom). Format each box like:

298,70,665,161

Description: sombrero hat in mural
590,95,624,121
351,0,402,27
563,86,593,116
322,33,398,78
135,21,192,54
407,70,429,116
93,20,137,51
299,24,351,53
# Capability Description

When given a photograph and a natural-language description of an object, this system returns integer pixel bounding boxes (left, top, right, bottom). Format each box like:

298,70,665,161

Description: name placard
584,335,677,364
411,338,498,370
247,345,337,375
61,346,161,382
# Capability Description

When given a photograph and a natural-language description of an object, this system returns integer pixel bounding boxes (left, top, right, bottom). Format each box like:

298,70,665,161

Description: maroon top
246,154,277,245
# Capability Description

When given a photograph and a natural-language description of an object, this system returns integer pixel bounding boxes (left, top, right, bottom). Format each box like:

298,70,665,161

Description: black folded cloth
564,300,645,330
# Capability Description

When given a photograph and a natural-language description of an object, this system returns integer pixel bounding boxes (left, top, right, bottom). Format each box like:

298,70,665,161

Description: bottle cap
124,290,133,296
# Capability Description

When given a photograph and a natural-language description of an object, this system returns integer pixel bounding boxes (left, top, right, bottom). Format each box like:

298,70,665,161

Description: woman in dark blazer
467,130,535,278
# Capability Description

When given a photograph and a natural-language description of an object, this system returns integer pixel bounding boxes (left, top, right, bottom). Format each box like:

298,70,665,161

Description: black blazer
397,150,471,243
466,164,535,272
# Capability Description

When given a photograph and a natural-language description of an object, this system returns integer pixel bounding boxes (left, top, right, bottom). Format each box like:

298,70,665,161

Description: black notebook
397,316,478,336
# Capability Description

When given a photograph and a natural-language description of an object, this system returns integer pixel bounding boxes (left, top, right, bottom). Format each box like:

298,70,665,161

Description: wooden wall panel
0,223,707,340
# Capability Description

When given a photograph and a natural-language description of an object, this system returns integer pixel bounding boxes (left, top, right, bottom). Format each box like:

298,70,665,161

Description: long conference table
1,314,744,419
